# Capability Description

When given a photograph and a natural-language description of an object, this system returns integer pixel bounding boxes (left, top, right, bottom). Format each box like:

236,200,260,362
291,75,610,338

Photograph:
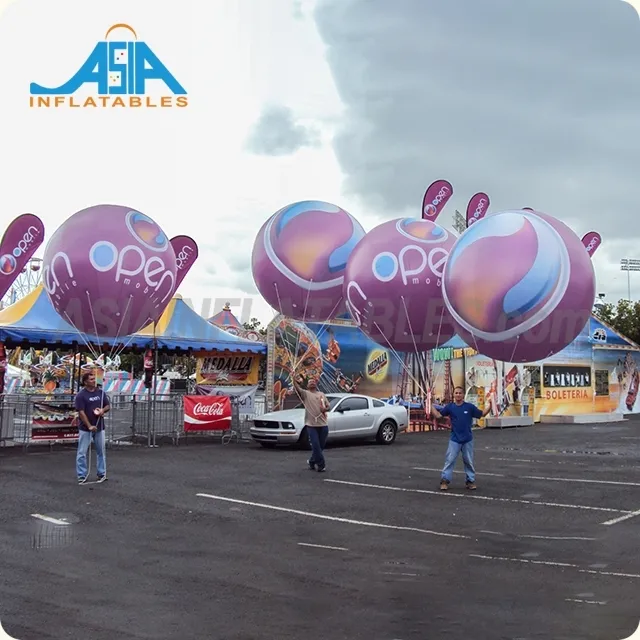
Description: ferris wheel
0,257,42,309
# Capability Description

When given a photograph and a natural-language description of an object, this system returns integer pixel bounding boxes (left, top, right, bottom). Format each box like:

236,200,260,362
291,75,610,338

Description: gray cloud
313,0,640,299
245,105,320,156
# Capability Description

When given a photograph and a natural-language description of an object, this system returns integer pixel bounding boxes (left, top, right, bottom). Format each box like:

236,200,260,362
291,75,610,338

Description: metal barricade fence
0,394,34,447
106,393,183,446
0,390,268,449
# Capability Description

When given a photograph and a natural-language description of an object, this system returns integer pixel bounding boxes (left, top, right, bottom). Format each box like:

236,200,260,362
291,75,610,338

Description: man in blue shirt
431,386,490,491
74,372,110,484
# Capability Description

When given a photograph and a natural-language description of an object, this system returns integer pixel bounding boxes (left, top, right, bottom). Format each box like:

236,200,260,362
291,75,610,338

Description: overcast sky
0,0,639,326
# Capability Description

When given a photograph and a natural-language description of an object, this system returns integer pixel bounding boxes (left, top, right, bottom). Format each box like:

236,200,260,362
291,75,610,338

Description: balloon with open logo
343,217,457,352
441,209,596,363
251,200,366,321
42,205,177,338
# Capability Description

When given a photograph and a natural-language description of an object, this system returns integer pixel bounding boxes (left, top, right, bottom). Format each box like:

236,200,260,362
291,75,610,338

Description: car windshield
292,395,342,410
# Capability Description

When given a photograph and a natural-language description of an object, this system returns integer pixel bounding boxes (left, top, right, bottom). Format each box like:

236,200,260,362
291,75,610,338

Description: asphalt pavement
1,420,639,640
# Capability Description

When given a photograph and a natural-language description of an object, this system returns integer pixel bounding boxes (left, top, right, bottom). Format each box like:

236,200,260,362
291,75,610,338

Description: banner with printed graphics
183,395,232,431
581,231,601,257
465,192,490,228
195,384,258,414
195,351,261,385
170,235,198,289
421,180,453,221
0,213,45,301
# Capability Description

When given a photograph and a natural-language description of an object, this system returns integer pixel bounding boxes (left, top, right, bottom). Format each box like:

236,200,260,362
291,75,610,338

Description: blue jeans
307,426,328,469
76,429,106,479
441,439,475,483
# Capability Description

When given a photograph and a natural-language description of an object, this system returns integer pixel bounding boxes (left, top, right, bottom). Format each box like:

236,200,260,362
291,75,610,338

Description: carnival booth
194,302,267,416
263,312,640,431
0,287,265,442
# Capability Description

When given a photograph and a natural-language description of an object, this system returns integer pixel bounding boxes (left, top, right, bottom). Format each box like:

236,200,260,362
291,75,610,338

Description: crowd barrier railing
0,391,268,449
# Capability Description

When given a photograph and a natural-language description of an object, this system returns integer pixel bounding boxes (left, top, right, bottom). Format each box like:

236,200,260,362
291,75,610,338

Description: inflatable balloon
251,201,366,321
344,217,457,351
442,209,596,363
42,204,177,338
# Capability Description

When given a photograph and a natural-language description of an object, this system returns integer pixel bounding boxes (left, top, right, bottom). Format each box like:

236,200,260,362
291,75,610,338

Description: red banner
170,235,199,290
421,179,453,221
465,192,490,228
0,213,45,301
183,395,232,431
581,231,601,257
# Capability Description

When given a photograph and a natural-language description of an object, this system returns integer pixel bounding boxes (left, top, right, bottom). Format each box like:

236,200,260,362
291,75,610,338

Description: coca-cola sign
183,395,231,431
193,401,226,417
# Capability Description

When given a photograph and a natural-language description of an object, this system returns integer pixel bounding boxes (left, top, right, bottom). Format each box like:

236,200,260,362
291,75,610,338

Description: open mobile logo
29,23,188,109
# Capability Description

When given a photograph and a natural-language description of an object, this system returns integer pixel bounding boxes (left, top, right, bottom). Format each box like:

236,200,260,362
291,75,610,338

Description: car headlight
281,422,296,430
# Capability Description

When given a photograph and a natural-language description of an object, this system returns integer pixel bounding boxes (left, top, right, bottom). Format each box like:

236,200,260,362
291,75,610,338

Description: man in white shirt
292,373,330,472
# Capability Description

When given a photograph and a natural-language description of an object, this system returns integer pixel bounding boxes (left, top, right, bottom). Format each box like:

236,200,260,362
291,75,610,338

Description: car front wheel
376,420,397,445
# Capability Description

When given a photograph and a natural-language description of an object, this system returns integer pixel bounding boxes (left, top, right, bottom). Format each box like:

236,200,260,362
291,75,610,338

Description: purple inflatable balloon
442,209,596,363
344,218,457,351
251,201,366,321
42,204,177,338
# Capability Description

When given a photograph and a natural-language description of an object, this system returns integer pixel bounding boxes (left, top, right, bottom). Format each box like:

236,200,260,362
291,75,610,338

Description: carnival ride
0,257,42,309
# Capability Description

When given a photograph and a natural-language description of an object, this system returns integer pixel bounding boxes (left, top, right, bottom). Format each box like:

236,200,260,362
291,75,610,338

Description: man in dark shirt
74,372,110,484
431,386,490,491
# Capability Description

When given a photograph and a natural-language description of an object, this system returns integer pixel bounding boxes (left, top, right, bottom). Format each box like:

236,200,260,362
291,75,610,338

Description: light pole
620,259,640,301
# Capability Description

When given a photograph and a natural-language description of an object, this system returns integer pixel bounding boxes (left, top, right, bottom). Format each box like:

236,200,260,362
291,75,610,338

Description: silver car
250,393,409,448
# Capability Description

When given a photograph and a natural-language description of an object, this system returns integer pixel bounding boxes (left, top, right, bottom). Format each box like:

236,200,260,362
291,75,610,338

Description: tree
119,352,143,375
243,318,267,336
593,298,640,345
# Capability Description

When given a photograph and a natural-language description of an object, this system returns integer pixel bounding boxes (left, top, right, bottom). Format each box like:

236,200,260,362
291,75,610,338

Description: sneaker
316,466,326,473
78,477,87,484
440,480,449,491
96,475,107,483
307,460,316,471
466,481,477,491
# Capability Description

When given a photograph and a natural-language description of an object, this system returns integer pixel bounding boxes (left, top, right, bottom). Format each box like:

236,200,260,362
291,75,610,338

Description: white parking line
480,530,596,541
31,514,71,526
414,467,640,487
324,479,630,514
520,534,597,541
298,543,348,551
413,467,505,477
522,475,640,487
469,554,640,579
565,598,607,605
601,509,640,526
196,493,469,539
